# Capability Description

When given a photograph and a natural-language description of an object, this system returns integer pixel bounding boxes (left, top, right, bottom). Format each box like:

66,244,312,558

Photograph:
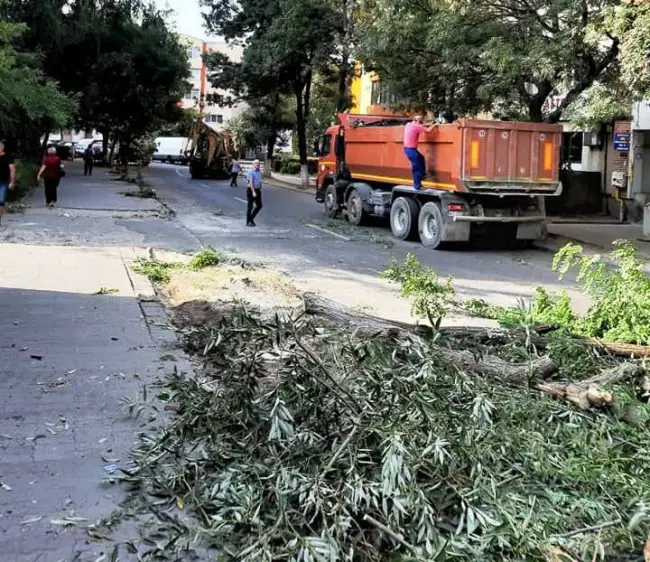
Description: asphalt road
146,163,585,309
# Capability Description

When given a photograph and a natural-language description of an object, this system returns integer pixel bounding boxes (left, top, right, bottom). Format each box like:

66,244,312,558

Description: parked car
77,140,104,163
54,141,79,161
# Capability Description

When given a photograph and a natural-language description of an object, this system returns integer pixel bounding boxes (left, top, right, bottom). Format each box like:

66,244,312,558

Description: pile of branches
110,297,650,562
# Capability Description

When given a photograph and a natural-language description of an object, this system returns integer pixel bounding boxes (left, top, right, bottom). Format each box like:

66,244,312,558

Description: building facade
179,34,247,128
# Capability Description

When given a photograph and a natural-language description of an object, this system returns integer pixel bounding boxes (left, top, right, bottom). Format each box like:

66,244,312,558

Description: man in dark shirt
0,140,16,225
84,145,94,176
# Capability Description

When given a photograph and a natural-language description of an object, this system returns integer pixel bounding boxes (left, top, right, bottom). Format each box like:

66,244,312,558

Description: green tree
74,2,189,170
205,48,295,175
1,0,189,165
0,21,73,156
158,108,199,138
356,0,623,123
203,0,341,187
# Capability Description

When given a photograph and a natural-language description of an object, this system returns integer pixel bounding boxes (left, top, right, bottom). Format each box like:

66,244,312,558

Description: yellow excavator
185,120,234,180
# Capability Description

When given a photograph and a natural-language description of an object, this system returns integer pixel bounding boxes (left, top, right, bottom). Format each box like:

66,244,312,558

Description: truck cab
314,125,340,203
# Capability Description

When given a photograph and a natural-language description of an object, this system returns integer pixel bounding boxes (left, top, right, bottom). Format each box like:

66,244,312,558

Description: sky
154,0,219,40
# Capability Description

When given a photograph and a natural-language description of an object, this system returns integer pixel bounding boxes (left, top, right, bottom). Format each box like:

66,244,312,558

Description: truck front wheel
418,202,445,249
346,188,366,226
324,184,339,218
390,197,419,241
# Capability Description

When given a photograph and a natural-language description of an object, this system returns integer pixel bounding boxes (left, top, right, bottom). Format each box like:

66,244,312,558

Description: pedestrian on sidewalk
0,141,15,226
403,115,436,190
83,145,94,176
37,147,64,208
230,158,242,187
246,159,263,227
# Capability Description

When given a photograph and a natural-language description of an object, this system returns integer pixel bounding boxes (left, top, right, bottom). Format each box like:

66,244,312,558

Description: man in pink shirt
403,115,436,190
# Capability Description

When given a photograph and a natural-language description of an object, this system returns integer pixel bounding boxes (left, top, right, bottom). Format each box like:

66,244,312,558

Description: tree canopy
0,20,73,154
203,0,347,186
355,0,624,123
0,0,189,160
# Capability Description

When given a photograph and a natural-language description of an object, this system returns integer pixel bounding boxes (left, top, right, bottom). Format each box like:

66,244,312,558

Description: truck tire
346,188,366,226
418,202,445,249
323,184,340,218
390,197,419,241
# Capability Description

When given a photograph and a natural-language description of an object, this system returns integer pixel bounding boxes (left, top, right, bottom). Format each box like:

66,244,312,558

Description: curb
119,247,156,301
266,177,317,196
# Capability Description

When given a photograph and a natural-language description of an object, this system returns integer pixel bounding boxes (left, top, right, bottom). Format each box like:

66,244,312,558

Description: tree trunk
302,292,647,415
119,137,129,177
41,133,50,156
108,137,118,167
294,68,313,190
263,131,277,178
100,128,109,165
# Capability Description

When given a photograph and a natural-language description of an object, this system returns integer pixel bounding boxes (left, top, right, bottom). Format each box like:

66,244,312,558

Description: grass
132,258,180,284
188,246,223,271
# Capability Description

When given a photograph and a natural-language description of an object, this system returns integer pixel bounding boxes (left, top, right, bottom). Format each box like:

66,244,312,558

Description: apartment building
179,34,246,128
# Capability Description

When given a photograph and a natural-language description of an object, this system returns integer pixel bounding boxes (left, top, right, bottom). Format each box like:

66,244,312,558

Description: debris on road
99,290,650,561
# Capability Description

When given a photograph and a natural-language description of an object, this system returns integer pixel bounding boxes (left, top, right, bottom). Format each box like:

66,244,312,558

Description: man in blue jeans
246,159,263,227
403,115,436,190
0,141,16,226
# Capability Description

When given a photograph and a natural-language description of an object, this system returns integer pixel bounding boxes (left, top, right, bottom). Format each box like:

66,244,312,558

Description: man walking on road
246,159,263,227
403,115,436,190
230,158,242,187
0,141,15,226
83,145,94,176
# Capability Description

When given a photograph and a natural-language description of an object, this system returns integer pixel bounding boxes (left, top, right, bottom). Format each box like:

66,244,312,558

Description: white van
154,137,188,165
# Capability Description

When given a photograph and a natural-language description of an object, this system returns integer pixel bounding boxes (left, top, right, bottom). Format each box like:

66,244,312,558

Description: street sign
613,131,630,151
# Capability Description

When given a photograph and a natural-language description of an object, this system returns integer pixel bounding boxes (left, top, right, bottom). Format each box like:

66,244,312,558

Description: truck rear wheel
346,188,366,226
418,202,445,249
390,197,419,241
324,184,339,218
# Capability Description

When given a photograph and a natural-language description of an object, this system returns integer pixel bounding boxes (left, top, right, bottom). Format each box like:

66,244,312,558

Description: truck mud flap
441,220,471,242
516,222,546,240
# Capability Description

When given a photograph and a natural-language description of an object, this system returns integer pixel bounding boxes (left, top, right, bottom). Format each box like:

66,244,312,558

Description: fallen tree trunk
303,293,650,358
303,292,514,340
303,292,556,379
303,293,648,414
537,363,646,410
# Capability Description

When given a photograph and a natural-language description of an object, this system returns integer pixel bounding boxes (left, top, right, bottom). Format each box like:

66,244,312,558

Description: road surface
146,163,586,317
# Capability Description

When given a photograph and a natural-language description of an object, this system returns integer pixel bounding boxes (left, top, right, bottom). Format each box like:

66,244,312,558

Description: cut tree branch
303,293,647,413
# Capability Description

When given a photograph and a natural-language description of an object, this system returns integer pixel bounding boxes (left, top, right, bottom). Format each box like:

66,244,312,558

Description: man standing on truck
246,159,263,227
403,115,436,190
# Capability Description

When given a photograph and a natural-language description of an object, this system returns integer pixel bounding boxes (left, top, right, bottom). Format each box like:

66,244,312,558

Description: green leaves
383,253,456,328
111,307,650,560
355,0,624,122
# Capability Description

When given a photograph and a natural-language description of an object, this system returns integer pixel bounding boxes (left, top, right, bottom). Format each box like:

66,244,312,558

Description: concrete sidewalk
0,244,178,561
268,172,317,195
544,221,650,259
27,163,163,213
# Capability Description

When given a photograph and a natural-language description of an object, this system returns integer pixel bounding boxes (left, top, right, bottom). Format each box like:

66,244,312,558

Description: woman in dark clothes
37,147,64,208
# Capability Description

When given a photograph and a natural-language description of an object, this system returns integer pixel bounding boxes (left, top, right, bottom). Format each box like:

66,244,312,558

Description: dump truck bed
340,116,562,195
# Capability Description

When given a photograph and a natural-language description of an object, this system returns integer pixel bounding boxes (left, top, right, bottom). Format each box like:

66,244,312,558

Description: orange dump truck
314,114,563,249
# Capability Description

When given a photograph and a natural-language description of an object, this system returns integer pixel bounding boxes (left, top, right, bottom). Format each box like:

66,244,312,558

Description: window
370,80,399,107
216,115,223,124
318,135,332,156
191,68,201,83
562,132,583,164
205,114,224,124
184,88,200,101
186,46,201,59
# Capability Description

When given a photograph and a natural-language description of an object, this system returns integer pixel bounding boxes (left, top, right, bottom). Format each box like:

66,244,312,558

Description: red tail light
448,203,465,212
